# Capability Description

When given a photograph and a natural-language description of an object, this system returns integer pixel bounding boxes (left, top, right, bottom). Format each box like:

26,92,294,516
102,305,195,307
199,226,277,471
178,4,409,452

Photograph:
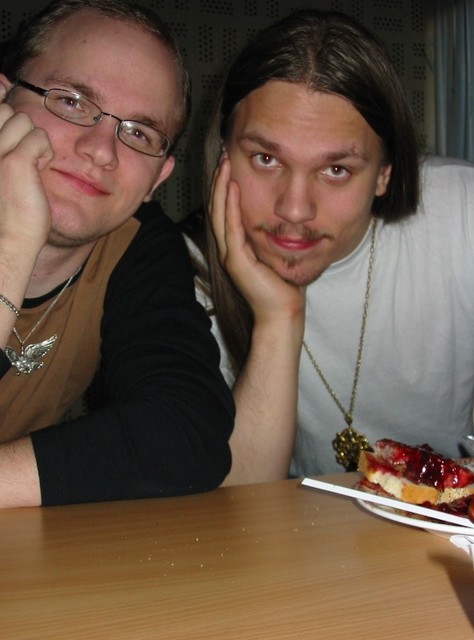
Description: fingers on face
210,158,231,245
210,157,248,265
0,106,52,163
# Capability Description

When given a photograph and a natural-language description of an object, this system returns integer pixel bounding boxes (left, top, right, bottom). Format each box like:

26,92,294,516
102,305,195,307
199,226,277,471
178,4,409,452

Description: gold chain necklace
302,219,377,471
6,268,81,375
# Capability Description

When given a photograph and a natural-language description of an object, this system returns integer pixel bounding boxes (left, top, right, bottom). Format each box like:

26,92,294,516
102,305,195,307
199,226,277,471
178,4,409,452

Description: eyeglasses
15,79,172,157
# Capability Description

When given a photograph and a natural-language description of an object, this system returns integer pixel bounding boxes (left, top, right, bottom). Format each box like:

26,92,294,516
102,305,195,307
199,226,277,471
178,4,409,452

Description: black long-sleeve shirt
22,203,234,505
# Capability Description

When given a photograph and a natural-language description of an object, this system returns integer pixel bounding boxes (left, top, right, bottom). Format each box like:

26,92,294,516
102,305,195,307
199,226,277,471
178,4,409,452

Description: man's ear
375,163,392,197
220,139,228,160
0,74,13,103
143,155,175,202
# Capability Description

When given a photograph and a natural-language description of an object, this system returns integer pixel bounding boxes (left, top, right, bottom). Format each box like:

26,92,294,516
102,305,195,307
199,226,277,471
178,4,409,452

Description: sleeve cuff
0,349,12,378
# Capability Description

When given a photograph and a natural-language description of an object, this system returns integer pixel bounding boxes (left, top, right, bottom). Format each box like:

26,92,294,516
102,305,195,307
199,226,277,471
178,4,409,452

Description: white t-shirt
189,156,474,476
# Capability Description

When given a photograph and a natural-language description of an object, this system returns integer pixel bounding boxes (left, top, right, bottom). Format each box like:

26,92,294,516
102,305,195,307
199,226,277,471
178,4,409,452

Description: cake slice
358,439,474,505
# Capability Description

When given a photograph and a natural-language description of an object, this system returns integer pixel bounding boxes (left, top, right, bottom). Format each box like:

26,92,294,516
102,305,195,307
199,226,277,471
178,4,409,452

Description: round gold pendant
332,426,372,471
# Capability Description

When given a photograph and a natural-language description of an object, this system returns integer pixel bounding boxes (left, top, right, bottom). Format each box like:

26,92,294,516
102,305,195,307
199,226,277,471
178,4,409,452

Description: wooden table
0,474,472,639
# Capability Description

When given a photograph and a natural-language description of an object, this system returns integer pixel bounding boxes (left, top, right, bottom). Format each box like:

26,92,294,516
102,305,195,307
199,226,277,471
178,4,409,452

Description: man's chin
273,258,327,287
47,204,101,248
281,270,325,287
47,227,97,249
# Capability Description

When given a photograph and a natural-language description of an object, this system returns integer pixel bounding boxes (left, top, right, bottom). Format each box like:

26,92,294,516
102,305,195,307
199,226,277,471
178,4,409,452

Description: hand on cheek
0,103,53,249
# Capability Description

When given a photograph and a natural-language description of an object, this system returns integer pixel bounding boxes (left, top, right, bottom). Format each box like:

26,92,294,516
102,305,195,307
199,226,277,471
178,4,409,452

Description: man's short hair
2,0,190,144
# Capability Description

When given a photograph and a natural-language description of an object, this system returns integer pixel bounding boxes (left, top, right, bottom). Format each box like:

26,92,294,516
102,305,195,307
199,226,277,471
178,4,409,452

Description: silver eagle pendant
6,335,58,375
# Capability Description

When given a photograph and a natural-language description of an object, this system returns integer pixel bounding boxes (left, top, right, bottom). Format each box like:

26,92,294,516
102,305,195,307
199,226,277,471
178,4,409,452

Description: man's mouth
52,169,110,196
258,225,333,252
267,233,324,251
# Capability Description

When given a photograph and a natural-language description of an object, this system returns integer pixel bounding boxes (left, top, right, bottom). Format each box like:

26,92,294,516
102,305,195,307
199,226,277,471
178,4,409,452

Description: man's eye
253,153,279,167
121,123,155,148
57,96,84,111
323,165,350,179
130,127,149,142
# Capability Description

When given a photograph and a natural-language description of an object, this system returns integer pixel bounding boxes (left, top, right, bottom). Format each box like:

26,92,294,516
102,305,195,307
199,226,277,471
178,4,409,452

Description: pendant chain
12,267,81,348
302,219,377,427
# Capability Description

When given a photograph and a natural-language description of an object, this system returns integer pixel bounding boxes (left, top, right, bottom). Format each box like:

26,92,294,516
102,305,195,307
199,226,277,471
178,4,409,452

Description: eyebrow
237,133,280,153
238,132,370,163
46,75,165,130
320,149,370,163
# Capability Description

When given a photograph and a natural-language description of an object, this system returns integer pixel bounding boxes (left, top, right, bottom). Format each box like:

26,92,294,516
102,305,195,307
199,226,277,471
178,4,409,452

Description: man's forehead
43,11,163,61
26,12,180,133
232,82,375,138
229,82,384,165
38,11,174,79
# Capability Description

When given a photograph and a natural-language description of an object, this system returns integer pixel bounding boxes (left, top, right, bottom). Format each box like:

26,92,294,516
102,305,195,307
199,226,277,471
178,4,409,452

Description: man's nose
274,174,316,223
75,115,119,168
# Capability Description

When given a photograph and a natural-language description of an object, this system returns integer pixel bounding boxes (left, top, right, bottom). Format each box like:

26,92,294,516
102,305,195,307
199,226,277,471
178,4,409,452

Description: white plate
356,498,471,537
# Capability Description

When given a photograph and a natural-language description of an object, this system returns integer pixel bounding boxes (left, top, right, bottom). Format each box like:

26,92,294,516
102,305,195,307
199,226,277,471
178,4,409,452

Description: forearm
0,103,53,346
31,384,232,506
208,157,307,485
224,315,303,485
0,436,41,508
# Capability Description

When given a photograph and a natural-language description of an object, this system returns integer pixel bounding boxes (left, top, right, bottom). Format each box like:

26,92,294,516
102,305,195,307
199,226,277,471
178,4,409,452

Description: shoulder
133,201,187,249
388,155,474,263
420,154,474,187
126,201,191,267
107,202,194,299
417,155,474,221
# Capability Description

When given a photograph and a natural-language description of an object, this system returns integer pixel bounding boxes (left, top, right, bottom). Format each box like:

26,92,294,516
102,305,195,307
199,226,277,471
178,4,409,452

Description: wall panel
1,0,432,220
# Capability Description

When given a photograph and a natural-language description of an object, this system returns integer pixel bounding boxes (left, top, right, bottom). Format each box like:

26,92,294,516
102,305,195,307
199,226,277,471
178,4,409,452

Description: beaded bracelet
0,293,20,318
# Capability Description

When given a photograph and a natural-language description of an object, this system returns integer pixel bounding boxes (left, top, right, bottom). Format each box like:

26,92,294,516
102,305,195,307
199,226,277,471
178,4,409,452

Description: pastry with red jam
357,439,474,521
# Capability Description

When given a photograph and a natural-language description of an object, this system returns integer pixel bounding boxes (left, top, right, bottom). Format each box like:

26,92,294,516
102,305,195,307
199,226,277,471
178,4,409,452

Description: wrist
253,298,305,340
0,293,19,318
0,246,40,308
252,313,305,354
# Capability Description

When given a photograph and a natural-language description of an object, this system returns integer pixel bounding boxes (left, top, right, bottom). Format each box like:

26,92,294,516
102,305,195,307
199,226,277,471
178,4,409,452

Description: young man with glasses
0,0,234,507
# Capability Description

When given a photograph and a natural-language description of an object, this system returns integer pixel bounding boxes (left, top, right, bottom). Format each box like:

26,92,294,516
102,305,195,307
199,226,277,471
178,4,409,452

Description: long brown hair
203,9,420,376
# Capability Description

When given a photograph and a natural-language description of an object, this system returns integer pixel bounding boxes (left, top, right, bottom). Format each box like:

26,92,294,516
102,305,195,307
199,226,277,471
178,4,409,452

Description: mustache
254,223,333,242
